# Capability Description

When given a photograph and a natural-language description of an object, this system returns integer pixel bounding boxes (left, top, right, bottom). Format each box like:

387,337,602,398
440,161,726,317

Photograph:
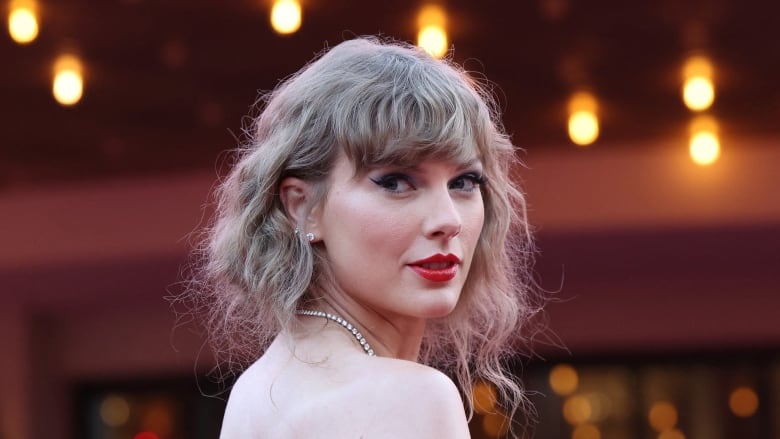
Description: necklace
297,310,376,356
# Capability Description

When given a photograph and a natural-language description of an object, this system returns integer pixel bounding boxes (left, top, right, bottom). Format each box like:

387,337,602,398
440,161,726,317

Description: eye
369,173,416,193
449,173,487,192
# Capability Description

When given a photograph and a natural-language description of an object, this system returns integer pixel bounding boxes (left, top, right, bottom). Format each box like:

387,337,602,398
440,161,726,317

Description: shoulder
358,358,471,439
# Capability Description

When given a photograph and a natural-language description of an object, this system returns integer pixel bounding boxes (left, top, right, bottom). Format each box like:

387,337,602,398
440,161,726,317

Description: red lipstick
408,253,461,282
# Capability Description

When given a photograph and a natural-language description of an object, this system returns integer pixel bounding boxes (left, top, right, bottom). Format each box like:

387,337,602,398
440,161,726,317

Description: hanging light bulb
270,0,301,35
8,0,39,44
416,4,448,58
52,54,84,106
682,55,715,111
688,115,720,166
567,91,599,146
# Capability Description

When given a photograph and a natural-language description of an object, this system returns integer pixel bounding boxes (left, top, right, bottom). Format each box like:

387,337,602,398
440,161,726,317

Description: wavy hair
186,36,542,433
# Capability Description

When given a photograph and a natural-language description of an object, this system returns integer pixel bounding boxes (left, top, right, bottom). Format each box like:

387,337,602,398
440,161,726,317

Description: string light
567,91,599,146
270,0,301,35
688,115,720,166
682,56,715,111
416,4,448,58
8,0,39,44
52,54,84,106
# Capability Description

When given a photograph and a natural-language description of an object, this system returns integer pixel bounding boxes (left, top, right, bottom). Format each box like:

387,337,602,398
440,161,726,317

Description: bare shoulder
360,358,471,439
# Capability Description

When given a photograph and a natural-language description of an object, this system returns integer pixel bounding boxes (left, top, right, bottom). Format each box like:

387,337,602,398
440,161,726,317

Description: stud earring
305,232,315,242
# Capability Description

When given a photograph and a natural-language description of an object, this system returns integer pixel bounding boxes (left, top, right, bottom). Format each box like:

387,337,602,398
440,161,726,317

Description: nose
422,190,462,240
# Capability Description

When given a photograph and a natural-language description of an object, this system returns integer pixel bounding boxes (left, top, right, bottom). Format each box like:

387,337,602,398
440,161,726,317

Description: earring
305,232,315,242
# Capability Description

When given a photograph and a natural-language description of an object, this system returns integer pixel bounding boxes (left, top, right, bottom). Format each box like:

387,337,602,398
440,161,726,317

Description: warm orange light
52,54,84,106
648,401,678,432
567,91,599,146
688,115,720,166
8,0,39,44
682,56,715,111
658,429,686,439
473,381,498,414
563,395,592,425
481,408,510,437
729,386,759,418
572,423,601,439
549,364,579,396
270,0,301,35
416,5,448,58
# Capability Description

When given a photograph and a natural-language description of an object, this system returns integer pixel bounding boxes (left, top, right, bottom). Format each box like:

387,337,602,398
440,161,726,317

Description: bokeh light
270,0,301,35
658,428,686,439
648,401,678,432
52,54,84,106
482,409,510,437
682,56,715,111
99,395,130,427
549,364,579,396
473,381,498,415
8,1,39,44
572,423,601,439
729,386,759,418
567,92,599,146
416,5,448,58
683,77,715,111
688,115,720,166
563,394,592,425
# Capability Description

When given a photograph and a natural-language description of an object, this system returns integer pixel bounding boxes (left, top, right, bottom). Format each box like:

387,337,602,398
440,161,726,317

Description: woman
192,37,540,437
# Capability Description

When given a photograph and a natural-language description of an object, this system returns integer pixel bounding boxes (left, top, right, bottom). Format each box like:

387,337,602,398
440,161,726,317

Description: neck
317,299,426,362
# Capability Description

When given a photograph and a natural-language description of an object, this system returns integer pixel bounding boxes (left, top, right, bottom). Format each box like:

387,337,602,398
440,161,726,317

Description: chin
418,295,461,319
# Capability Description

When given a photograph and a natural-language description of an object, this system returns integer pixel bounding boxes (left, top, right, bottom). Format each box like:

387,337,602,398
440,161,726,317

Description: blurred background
1,0,778,438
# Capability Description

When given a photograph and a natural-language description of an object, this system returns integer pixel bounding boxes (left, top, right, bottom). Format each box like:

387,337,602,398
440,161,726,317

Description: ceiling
2,0,779,186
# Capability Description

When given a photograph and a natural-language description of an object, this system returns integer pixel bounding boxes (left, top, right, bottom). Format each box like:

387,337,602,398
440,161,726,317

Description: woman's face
314,152,486,321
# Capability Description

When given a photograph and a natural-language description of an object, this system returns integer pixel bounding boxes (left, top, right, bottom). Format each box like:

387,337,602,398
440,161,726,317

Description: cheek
326,192,412,253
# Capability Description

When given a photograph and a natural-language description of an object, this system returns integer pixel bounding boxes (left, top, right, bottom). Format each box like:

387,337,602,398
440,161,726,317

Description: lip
407,253,461,282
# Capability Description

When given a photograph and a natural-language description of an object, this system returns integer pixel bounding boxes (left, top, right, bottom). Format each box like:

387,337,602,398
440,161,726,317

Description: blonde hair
187,36,542,433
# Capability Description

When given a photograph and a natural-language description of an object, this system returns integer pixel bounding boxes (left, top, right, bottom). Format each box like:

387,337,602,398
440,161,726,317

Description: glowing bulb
8,3,39,44
567,92,599,146
682,56,715,111
549,364,579,396
688,115,720,166
52,54,84,106
416,5,448,58
729,386,759,418
417,26,448,58
683,76,715,111
270,0,301,35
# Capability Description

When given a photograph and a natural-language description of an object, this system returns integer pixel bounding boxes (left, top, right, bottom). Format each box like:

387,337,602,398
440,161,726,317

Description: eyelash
369,172,487,193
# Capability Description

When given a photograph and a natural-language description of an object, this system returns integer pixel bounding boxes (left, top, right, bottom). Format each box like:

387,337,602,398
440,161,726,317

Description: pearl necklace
297,310,376,356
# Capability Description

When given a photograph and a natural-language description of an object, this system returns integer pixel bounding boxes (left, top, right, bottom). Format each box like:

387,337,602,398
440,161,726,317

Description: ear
279,177,322,239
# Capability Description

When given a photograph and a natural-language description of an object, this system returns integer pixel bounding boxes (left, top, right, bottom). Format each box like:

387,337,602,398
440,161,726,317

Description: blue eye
370,173,416,193
450,173,487,192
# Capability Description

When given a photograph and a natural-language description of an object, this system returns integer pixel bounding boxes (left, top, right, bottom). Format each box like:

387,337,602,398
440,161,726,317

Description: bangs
328,50,493,171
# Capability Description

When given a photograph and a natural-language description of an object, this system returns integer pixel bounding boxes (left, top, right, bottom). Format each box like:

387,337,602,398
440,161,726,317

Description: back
219,333,471,438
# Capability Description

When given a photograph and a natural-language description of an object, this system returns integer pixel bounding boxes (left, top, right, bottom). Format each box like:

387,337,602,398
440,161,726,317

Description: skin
220,153,485,438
